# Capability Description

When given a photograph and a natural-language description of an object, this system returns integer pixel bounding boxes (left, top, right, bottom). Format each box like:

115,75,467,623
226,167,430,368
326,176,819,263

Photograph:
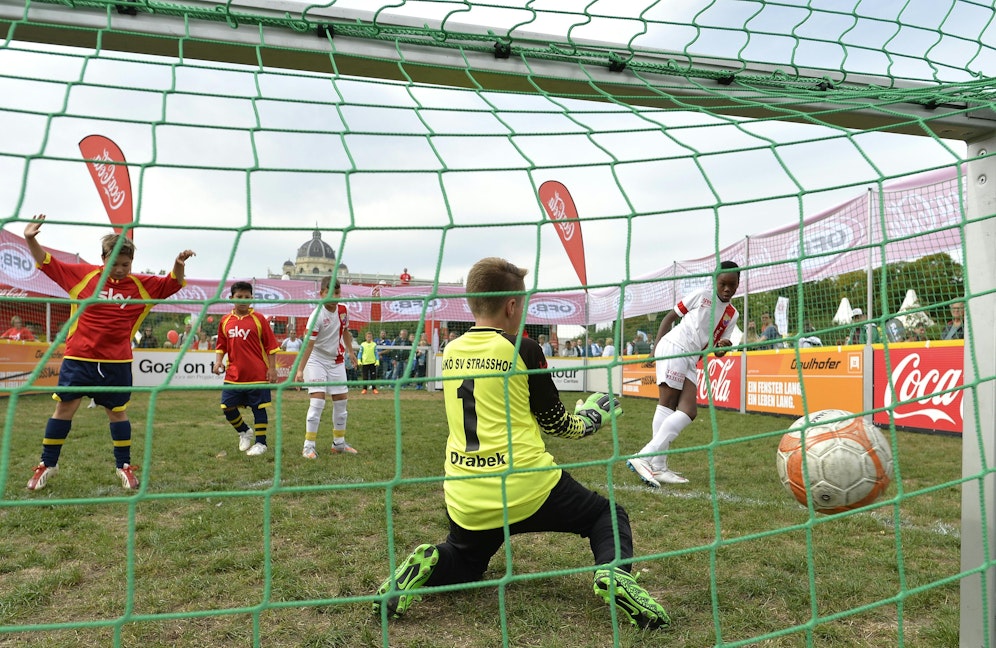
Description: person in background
758,313,779,349
600,338,616,357
560,340,574,356
176,321,193,346
538,334,553,357
392,329,412,383
440,331,458,349
400,268,412,285
414,332,430,389
372,256,669,630
1,315,36,341
358,330,380,394
377,330,394,380
941,302,964,340
281,328,303,352
135,325,159,349
906,324,927,342
195,328,212,350
845,309,881,344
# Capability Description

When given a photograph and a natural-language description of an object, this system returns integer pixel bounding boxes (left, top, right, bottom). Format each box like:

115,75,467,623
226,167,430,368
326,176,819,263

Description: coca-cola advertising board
696,354,741,410
745,348,863,416
620,353,742,411
873,342,963,435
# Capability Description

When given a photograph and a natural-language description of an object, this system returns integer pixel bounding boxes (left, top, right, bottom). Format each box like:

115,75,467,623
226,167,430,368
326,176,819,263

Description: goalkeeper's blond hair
465,257,527,317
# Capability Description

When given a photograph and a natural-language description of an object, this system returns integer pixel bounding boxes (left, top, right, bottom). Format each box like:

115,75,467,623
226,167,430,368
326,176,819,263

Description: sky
0,0,987,295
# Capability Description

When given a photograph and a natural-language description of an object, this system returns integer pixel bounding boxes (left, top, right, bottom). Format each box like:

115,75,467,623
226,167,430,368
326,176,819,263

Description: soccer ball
776,409,892,513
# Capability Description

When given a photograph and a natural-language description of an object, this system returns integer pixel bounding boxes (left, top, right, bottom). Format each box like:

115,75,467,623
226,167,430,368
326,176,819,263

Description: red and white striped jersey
665,287,739,352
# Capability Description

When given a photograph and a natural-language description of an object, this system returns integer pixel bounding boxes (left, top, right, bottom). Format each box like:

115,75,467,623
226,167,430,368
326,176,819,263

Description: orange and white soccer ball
776,409,893,513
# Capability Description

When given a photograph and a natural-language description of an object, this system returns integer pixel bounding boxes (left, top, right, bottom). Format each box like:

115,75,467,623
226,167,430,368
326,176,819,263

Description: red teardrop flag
539,180,587,287
79,135,134,240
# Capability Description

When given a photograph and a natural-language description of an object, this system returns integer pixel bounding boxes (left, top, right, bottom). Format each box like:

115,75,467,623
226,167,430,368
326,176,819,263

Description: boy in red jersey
23,214,195,491
213,281,279,456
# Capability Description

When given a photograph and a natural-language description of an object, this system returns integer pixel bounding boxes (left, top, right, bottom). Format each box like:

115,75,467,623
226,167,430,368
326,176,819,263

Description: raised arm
173,249,196,284
23,214,48,265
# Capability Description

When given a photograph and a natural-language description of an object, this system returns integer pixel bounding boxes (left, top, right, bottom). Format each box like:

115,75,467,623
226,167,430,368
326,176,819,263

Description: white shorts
303,359,348,396
654,338,698,390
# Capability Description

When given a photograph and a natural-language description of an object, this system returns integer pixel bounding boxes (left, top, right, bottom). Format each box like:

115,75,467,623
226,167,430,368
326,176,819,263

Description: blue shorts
55,358,132,410
220,386,272,410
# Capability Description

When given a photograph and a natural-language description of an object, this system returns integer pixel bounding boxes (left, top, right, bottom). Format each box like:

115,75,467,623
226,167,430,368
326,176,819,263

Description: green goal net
1,2,993,647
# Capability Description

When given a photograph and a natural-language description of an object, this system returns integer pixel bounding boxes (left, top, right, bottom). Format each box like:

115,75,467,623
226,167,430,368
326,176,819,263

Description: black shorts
220,386,272,410
55,358,132,410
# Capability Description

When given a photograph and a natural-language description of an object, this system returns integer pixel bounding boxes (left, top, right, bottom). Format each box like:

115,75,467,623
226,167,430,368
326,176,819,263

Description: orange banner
746,347,863,415
0,341,64,392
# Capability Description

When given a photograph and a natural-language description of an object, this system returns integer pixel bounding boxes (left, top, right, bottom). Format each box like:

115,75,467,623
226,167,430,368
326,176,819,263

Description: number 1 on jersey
457,379,480,452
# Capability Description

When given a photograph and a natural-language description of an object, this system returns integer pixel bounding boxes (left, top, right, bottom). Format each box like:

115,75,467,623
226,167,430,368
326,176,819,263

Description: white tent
897,289,935,329
832,297,855,325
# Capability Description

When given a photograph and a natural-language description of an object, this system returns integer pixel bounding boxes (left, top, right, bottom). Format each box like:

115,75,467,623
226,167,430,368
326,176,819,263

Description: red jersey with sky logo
38,253,184,362
217,309,280,384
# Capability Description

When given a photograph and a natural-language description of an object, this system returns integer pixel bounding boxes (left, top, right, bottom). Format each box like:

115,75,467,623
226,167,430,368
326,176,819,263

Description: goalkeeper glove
574,393,623,433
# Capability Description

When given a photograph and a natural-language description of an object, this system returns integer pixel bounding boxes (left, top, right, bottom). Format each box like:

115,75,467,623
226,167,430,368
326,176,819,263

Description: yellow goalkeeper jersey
441,327,563,530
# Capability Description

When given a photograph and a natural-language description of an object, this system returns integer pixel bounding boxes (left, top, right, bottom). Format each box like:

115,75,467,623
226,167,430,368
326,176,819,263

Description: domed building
280,229,348,279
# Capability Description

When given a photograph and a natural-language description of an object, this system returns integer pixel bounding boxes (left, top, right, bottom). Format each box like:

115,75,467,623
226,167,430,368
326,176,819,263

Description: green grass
0,388,962,647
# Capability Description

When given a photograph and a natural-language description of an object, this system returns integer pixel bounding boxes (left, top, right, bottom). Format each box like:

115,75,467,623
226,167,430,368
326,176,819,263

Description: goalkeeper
373,257,669,630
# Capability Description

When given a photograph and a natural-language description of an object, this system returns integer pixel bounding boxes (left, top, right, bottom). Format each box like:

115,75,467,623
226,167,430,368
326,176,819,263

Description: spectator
906,324,927,342
601,338,616,357
135,325,159,349
195,329,213,350
1,315,36,341
559,340,574,356
415,333,430,389
440,331,458,349
281,329,303,352
744,320,760,345
538,334,553,357
633,332,652,355
941,302,964,340
759,313,779,349
798,320,822,348
176,321,193,346
845,309,881,344
377,330,394,380
357,330,380,394
400,267,412,285
392,329,412,382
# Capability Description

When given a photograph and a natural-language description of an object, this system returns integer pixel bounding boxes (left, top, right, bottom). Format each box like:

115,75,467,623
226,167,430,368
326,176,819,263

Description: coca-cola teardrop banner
79,135,134,240
538,180,588,287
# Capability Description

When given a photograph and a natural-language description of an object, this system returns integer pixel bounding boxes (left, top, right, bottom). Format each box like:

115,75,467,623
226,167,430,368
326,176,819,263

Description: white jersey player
295,277,359,458
628,261,741,487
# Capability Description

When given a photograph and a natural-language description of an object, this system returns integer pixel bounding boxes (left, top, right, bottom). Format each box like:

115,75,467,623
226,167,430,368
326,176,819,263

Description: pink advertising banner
1,166,966,324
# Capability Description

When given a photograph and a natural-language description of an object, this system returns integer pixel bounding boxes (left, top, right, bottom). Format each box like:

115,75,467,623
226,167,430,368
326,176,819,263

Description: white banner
132,350,224,387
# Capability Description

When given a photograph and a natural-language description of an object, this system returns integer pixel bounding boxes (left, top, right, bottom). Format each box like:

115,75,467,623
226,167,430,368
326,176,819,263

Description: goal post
961,141,996,648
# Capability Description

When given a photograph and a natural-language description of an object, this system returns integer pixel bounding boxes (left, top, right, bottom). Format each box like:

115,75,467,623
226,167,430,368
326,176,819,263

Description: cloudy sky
1,0,986,293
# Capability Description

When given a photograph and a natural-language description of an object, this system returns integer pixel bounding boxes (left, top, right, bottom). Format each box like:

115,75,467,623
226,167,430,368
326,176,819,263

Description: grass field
0,387,962,647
